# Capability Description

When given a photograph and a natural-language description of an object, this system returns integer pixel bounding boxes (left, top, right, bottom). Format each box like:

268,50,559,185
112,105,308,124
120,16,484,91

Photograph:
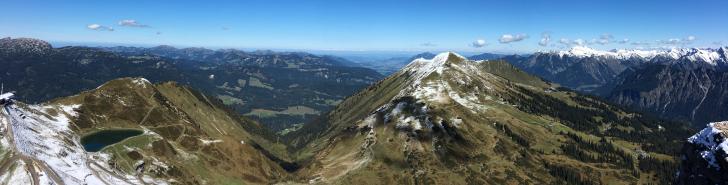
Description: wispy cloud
594,34,613,45
499,34,528,43
222,27,230,31
471,39,487,48
420,42,436,47
656,36,696,45
618,38,630,44
559,38,570,45
657,38,682,45
686,35,696,42
118,19,149,27
631,41,651,46
572,39,586,46
538,32,550,46
87,24,114,31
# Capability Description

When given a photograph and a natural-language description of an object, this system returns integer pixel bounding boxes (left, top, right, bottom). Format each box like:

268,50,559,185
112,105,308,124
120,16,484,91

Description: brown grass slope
54,77,291,184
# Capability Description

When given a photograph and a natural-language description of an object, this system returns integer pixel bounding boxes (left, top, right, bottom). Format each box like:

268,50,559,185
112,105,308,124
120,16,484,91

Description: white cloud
87,24,100,29
538,32,550,46
420,42,436,47
118,19,149,27
87,24,114,31
499,34,529,43
559,38,570,45
600,34,614,40
656,36,696,45
618,38,630,44
589,38,599,45
592,34,614,45
631,41,651,46
572,39,586,46
659,38,682,45
686,35,696,41
471,39,487,48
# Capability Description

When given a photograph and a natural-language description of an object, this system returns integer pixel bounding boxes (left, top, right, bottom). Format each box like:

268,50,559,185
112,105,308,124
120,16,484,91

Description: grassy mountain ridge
52,77,291,184
285,53,693,184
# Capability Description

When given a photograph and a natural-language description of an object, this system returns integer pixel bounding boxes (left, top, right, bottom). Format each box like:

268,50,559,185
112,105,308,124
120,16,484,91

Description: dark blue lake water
81,129,143,152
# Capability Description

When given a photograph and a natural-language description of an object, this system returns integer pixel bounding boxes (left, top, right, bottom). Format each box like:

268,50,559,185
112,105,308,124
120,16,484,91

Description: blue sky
1,0,726,54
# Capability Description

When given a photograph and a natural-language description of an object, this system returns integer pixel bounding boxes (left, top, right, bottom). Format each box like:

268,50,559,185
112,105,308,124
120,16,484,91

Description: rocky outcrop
0,37,53,56
677,121,728,185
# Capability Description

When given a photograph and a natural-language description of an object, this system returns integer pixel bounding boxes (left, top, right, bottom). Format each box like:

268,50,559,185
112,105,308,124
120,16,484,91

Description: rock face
504,51,639,92
505,46,728,126
677,121,728,185
606,64,728,125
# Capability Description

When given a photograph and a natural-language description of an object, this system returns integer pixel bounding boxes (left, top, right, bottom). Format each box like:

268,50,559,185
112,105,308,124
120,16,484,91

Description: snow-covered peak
405,52,466,72
687,121,728,169
553,46,728,65
401,52,467,85
396,52,492,112
132,77,151,88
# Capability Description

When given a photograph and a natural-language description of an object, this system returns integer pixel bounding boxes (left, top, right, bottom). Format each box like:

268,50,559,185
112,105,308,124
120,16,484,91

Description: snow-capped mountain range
504,46,728,126
552,46,728,66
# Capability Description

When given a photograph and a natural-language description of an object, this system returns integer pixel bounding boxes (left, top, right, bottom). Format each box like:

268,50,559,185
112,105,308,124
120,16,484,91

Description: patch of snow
358,114,377,128
687,121,728,169
1,103,167,184
151,157,170,170
5,160,32,184
396,116,422,131
0,92,14,100
401,52,464,86
132,78,151,88
450,117,463,128
390,102,407,116
412,81,449,104
199,139,223,145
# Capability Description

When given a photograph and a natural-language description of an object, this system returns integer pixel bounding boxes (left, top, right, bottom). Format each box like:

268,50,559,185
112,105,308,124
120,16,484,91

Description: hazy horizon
2,0,727,54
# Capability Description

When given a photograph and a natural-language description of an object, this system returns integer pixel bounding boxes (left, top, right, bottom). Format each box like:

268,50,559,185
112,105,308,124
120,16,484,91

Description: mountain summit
0,37,53,56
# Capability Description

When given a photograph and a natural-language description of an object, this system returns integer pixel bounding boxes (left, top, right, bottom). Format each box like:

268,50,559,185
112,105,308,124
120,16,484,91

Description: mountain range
284,52,691,184
1,50,697,184
3,36,728,184
0,37,383,131
504,46,728,126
